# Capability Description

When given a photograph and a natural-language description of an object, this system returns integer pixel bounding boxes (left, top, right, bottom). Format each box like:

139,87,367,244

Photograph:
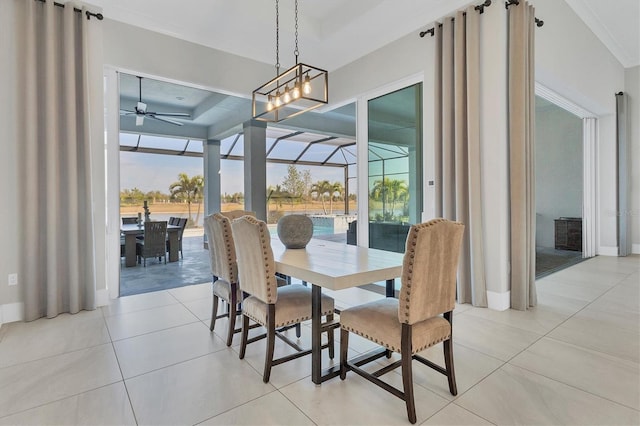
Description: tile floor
0,255,638,425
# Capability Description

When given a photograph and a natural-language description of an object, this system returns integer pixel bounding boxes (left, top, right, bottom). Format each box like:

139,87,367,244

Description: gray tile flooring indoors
0,247,638,424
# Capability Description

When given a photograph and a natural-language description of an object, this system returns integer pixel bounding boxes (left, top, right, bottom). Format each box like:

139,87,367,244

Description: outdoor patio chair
339,218,464,424
121,217,138,225
231,215,335,383
136,221,168,266
167,217,188,259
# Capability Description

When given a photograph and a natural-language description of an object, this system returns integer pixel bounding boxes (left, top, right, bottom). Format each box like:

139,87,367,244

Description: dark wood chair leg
327,313,335,359
209,295,219,331
401,323,416,424
239,314,250,359
226,285,238,346
340,328,349,380
443,311,457,395
443,337,457,395
263,305,276,383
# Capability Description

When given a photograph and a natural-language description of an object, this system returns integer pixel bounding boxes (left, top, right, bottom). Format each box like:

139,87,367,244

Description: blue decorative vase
277,215,313,249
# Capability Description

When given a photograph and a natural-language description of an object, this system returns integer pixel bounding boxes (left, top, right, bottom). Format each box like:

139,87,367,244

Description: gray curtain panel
434,7,488,307
615,92,631,257
17,0,97,320
508,1,537,310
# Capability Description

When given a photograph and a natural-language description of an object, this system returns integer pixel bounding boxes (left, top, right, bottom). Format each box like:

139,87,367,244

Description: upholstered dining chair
203,212,248,346
136,221,168,266
204,210,299,346
121,216,138,225
339,218,465,424
231,215,336,383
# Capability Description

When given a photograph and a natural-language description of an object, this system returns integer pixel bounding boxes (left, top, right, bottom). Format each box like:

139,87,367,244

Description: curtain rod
419,0,544,38
419,0,492,37
35,0,104,20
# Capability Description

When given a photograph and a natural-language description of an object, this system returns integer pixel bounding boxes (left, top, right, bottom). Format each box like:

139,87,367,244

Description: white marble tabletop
271,237,404,291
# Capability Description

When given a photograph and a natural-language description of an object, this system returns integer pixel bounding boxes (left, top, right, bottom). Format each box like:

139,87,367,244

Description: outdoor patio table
271,237,404,384
121,223,182,267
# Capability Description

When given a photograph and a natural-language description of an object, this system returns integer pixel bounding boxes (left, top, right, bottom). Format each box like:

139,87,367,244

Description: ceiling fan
120,76,190,126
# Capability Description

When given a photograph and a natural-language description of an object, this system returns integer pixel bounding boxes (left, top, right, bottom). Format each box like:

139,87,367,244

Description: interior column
243,120,267,221
203,139,221,217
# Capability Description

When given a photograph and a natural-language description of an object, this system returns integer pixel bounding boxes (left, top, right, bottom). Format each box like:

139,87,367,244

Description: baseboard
633,244,640,255
0,302,24,325
486,290,510,311
598,246,619,256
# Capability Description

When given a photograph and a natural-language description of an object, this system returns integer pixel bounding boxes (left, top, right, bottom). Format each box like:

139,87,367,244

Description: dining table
271,237,405,384
121,223,182,267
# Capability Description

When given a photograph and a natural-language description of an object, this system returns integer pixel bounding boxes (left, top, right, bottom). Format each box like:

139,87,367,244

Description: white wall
535,100,583,248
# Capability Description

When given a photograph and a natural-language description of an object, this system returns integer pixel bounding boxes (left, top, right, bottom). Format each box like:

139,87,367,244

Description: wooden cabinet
554,218,582,251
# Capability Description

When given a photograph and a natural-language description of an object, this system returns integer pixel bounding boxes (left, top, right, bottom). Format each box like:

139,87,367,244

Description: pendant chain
294,0,299,63
275,0,280,74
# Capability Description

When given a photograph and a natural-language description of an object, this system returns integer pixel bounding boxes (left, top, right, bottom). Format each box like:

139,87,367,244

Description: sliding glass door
367,83,422,252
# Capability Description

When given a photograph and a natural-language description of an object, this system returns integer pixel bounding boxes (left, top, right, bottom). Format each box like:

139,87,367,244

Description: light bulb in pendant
292,83,301,99
283,85,291,103
274,91,282,107
266,95,274,111
303,74,312,95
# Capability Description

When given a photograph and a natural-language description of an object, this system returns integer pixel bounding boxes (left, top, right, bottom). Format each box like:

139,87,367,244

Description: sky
119,151,346,195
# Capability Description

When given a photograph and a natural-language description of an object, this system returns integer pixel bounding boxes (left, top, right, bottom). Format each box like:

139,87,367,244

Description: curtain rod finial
419,27,435,37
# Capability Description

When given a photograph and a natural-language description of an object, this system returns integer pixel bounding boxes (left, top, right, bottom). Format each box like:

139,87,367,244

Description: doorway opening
534,95,585,277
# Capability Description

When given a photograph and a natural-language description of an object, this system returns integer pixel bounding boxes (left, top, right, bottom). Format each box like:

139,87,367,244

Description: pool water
267,224,336,236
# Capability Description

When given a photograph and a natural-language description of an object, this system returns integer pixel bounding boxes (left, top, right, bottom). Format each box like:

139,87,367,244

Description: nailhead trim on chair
241,216,278,303
341,325,450,354
245,307,334,328
212,213,238,284
401,218,450,324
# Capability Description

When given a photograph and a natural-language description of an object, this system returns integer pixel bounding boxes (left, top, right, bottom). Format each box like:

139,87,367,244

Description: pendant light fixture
252,0,328,122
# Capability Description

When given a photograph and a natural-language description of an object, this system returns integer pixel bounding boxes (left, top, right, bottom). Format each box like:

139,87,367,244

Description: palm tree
370,178,408,220
329,181,344,215
169,173,204,225
387,179,408,216
370,178,390,217
311,180,332,214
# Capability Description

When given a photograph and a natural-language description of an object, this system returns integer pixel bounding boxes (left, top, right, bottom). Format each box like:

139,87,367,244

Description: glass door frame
355,73,427,248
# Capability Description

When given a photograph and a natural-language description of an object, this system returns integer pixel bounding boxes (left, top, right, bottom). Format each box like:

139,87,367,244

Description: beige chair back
221,210,256,221
398,218,465,325
231,216,278,304
203,213,238,283
203,211,255,281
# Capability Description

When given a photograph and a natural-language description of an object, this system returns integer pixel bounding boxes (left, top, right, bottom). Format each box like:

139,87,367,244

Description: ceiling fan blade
148,115,184,126
147,112,191,117
136,115,144,126
136,101,147,113
120,109,136,115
